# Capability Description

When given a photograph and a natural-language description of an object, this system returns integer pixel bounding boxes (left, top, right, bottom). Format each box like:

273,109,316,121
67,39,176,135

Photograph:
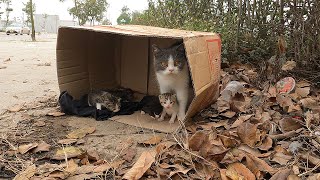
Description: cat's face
153,43,187,75
103,97,121,112
159,93,177,109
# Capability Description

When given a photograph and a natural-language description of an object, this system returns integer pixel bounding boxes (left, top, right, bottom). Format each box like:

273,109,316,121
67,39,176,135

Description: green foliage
131,0,320,78
22,0,35,25
117,6,131,24
68,0,108,25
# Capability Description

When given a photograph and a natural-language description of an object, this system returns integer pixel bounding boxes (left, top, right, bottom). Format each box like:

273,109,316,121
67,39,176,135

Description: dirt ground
0,32,160,179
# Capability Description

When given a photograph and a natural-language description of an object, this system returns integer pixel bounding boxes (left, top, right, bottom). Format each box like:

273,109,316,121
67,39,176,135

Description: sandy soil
0,33,161,178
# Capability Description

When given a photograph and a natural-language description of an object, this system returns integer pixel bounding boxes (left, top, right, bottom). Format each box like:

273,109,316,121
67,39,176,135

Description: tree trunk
30,0,36,41
236,0,242,51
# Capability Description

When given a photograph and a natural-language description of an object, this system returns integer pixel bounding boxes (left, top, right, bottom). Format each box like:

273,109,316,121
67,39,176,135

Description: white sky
1,0,148,25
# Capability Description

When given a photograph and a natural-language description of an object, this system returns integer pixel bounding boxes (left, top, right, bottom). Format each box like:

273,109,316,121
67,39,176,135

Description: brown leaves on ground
52,146,83,160
123,150,156,180
66,127,96,139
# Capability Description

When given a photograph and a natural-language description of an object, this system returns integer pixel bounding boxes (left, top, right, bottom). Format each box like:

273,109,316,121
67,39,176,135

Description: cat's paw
140,110,146,115
178,113,186,121
169,119,175,124
158,118,164,122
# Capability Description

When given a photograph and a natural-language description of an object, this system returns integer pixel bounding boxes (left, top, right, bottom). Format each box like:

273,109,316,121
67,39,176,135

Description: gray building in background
0,14,78,33
34,14,78,33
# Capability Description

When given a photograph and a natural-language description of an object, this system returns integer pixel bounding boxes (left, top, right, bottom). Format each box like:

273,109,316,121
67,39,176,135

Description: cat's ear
175,43,185,53
172,94,177,99
152,44,161,54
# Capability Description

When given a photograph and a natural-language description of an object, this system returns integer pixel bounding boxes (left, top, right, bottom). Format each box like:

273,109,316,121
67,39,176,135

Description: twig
268,130,297,140
298,162,320,177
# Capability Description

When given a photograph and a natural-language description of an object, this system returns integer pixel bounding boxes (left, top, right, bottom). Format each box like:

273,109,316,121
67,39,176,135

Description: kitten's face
153,43,187,75
159,93,177,109
103,97,121,112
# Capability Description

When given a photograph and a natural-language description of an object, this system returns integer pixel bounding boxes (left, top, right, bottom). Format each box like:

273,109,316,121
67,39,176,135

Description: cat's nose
168,69,174,72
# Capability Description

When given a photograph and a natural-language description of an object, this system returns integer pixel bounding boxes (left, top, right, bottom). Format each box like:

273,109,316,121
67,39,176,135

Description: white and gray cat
158,93,179,124
153,43,190,121
88,90,121,112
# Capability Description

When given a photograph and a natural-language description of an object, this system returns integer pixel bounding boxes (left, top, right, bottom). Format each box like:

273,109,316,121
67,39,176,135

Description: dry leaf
270,169,291,180
238,145,271,158
231,115,253,128
279,117,303,133
33,142,51,153
58,138,78,145
226,162,255,180
123,150,156,180
121,147,137,162
220,111,236,118
245,153,275,174
281,61,296,71
13,164,36,180
305,111,319,129
258,136,273,151
48,171,67,179
87,150,100,161
299,98,318,109
277,94,294,109
271,152,292,165
237,122,259,147
64,159,78,175
47,111,65,117
188,131,207,151
295,86,310,98
168,164,191,178
52,146,83,160
93,160,125,173
66,127,96,139
8,103,25,112
140,135,162,145
18,143,38,154
287,174,300,180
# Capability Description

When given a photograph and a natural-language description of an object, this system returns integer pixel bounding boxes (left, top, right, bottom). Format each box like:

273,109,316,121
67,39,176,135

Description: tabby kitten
153,43,190,121
158,93,179,124
88,90,121,112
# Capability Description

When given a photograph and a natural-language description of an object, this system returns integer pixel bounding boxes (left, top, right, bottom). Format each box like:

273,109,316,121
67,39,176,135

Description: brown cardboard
56,25,221,133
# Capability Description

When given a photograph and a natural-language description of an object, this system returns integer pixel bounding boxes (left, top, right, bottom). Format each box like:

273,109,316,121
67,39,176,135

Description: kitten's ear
172,94,177,99
175,43,185,53
152,44,161,54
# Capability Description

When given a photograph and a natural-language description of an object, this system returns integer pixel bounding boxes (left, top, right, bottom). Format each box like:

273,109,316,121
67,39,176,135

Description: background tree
61,0,108,26
84,0,108,26
101,18,111,25
117,6,131,24
3,0,12,26
29,0,35,41
22,0,35,26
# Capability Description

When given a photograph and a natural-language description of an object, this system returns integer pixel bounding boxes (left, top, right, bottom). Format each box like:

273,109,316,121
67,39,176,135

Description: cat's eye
174,61,180,66
161,62,167,67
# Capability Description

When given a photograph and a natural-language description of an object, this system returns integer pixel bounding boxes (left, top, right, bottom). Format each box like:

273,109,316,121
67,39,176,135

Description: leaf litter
2,61,320,179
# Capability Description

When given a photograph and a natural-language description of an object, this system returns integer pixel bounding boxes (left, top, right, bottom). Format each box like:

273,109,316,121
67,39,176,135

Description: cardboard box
56,25,221,133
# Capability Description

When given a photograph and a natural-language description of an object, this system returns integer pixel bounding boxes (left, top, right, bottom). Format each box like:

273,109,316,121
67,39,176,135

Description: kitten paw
169,120,175,124
158,118,164,122
140,111,146,115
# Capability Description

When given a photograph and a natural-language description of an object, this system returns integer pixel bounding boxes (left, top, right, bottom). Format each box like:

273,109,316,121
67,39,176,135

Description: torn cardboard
56,25,221,133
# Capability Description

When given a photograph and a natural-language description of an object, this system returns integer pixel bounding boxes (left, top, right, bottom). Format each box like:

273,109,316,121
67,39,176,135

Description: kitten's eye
170,102,173,104
161,62,167,67
174,61,180,66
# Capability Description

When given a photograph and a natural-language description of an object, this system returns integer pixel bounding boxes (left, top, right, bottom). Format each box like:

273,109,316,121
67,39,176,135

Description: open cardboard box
56,25,221,133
